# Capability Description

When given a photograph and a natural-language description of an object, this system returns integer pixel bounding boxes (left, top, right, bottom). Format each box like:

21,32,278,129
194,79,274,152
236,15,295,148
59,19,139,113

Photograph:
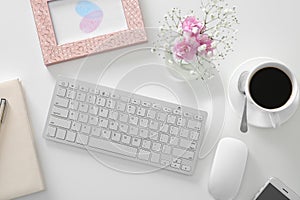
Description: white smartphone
254,177,300,200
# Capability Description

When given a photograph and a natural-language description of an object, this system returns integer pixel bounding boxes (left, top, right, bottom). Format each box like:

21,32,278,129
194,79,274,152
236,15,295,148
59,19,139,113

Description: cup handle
268,112,281,128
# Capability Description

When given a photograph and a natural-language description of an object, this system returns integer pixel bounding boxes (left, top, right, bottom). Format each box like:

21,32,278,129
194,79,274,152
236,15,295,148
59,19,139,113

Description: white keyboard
44,77,207,175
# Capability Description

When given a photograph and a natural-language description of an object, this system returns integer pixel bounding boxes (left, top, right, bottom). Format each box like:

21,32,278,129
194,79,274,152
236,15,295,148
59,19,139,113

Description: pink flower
197,34,214,54
182,16,205,36
173,38,199,61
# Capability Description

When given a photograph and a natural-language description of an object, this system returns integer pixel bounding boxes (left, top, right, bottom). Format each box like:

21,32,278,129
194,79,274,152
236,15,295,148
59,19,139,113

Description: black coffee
249,67,292,109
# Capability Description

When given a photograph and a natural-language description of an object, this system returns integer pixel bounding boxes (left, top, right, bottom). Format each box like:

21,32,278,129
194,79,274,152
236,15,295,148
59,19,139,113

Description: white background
48,0,128,45
0,0,300,200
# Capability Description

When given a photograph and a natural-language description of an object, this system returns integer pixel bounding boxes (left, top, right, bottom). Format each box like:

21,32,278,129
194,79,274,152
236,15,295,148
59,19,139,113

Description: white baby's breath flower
198,44,207,52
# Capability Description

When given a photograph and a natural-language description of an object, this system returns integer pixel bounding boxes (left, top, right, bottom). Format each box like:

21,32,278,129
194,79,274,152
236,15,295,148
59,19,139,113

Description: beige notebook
0,79,44,200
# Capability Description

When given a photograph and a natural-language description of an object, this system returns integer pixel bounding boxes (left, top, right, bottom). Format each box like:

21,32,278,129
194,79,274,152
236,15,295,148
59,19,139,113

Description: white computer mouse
208,137,248,200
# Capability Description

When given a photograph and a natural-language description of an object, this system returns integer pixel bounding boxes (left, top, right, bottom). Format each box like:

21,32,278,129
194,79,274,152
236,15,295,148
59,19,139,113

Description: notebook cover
0,79,44,200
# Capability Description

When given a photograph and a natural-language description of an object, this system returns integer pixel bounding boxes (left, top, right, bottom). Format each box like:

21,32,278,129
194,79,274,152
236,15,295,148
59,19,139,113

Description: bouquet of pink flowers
154,0,238,80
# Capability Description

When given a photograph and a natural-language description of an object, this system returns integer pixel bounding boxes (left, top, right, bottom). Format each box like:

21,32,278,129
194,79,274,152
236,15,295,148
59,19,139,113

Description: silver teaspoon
238,71,249,133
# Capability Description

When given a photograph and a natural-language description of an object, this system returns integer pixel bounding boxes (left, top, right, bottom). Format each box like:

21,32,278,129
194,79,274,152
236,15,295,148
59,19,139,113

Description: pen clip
0,98,7,124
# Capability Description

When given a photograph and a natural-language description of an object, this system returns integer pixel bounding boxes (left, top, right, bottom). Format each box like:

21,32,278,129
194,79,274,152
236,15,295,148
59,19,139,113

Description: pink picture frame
30,0,147,66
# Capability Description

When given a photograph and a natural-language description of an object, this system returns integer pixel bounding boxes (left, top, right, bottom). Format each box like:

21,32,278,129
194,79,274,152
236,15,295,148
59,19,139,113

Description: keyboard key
108,111,118,120
47,126,56,137
171,163,180,169
116,102,126,112
57,87,66,97
161,160,170,167
71,121,81,131
86,95,96,104
100,91,110,97
142,140,151,149
78,113,88,123
69,100,79,110
121,135,131,144
79,85,89,92
76,92,86,102
89,88,100,95
89,138,137,158
119,113,128,123
177,118,186,126
49,116,71,129
170,126,179,135
139,129,149,138
52,106,69,118
147,110,156,119
120,96,130,102
149,131,159,140
69,111,79,120
173,109,182,115
106,99,116,109
131,138,141,147
151,152,160,163
167,115,176,124
152,142,161,152
78,103,89,112
179,128,189,138
129,116,138,125
138,149,150,160
88,116,98,125
66,131,76,142
190,131,200,140
194,115,203,121
66,90,76,99
109,121,118,130
142,101,151,107
170,136,179,146
157,112,167,121
136,107,146,116
91,127,101,137
76,134,89,145
111,132,121,142
131,99,140,105
69,83,78,89
162,145,171,154
119,123,129,133
96,97,106,106
99,108,109,118
129,126,138,136
159,123,169,133
99,118,108,128
58,80,69,87
187,120,202,130
152,104,161,110
159,134,169,143
181,165,191,172
111,93,120,99
54,96,69,108
172,148,194,160
179,139,192,149
149,121,159,130
56,129,66,140
89,105,98,115
127,105,136,114
81,125,91,134
101,130,111,139
139,118,148,127
163,107,171,113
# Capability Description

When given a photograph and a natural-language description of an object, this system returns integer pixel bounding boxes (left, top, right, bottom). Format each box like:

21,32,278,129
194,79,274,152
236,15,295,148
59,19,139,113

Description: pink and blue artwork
75,1,103,33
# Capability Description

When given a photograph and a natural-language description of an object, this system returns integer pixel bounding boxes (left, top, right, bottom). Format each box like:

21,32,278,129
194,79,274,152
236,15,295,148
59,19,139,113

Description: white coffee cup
245,61,299,128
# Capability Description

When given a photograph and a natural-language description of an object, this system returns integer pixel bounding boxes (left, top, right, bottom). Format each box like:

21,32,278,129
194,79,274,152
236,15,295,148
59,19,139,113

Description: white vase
164,52,215,81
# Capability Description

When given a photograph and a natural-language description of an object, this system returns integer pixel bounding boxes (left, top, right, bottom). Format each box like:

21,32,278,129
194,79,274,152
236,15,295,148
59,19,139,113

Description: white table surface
1,0,300,199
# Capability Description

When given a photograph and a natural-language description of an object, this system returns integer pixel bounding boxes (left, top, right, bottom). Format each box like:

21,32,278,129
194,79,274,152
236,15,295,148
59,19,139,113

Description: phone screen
256,183,289,200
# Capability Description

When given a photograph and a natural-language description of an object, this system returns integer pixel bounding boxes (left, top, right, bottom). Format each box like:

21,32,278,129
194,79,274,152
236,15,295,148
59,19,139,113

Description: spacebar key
88,138,137,158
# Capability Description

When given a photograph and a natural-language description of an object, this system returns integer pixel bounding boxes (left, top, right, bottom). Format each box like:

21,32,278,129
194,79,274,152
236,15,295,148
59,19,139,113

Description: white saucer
228,57,299,128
